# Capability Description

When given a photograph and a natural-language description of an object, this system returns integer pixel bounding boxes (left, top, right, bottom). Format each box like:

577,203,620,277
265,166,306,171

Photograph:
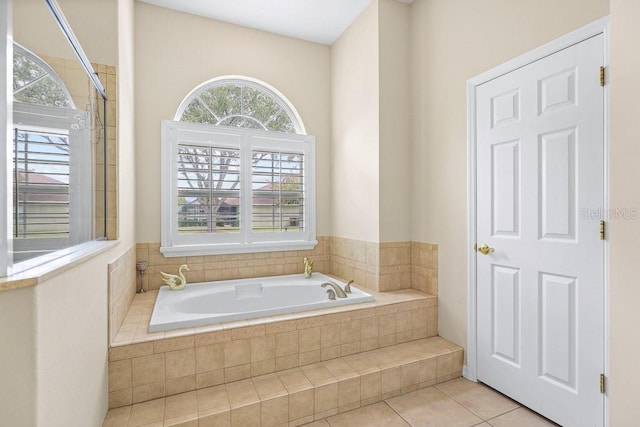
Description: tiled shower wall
42,56,118,240
109,244,137,343
132,237,437,295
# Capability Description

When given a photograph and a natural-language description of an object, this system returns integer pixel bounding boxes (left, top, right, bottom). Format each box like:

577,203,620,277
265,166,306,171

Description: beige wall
609,0,640,423
379,0,411,243
13,0,117,66
0,286,36,426
134,2,332,243
409,0,609,348
331,0,380,242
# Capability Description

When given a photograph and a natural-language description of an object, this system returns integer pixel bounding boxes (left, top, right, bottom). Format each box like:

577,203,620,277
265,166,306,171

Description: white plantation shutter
161,121,316,256
176,144,241,234
13,128,70,238
251,150,305,233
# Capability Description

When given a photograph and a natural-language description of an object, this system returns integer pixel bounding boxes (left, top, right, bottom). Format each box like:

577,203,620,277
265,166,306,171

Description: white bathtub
148,273,374,332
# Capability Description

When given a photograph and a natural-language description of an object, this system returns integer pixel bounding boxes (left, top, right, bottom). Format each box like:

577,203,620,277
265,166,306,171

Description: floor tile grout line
433,381,522,421
382,395,417,426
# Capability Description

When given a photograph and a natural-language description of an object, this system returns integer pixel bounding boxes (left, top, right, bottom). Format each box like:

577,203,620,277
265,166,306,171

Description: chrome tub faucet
321,281,347,298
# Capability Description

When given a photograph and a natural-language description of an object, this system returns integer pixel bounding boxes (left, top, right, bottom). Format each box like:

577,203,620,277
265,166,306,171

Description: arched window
11,45,93,263
161,77,316,256
175,77,305,134
13,44,75,109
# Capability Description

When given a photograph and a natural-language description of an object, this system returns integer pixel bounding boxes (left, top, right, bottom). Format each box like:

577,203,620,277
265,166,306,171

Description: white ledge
160,240,319,257
0,240,118,292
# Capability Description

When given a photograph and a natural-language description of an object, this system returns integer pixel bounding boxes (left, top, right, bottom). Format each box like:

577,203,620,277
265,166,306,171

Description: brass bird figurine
160,264,189,290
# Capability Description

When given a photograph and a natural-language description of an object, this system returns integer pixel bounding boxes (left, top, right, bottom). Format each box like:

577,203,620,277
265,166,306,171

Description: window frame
176,76,306,134
161,120,317,257
12,102,93,262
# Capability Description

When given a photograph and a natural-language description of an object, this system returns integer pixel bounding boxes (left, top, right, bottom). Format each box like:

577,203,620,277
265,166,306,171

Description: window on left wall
11,45,96,264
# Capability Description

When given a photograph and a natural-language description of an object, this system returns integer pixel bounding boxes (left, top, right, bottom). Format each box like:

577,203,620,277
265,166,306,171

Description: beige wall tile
289,388,314,422
251,359,276,377
197,384,229,412
360,371,381,401
299,350,321,366
199,411,231,427
338,377,360,409
381,366,402,395
276,330,299,357
252,373,287,400
166,375,196,396
378,314,396,337
261,395,288,427
359,319,378,341
320,323,341,348
165,348,196,379
340,321,360,345
436,353,453,380
165,391,197,419
132,353,165,387
196,344,225,374
314,382,338,414
340,342,360,357
231,403,260,427
109,359,132,391
132,381,165,404
419,358,436,384
153,335,194,353
225,364,251,382
251,335,276,362
400,361,420,389
320,346,341,361
360,337,379,352
195,330,232,347
226,379,260,408
224,340,251,367
196,370,225,389
276,354,299,371
109,389,132,408
298,327,321,352
128,398,165,426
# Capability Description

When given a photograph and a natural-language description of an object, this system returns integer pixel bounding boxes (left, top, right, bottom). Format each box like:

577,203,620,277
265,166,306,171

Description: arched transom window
162,77,316,257
13,44,75,109
176,77,304,134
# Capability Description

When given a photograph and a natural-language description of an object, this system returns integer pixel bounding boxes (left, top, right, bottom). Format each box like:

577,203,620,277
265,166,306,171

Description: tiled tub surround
104,337,462,427
109,289,439,409
109,244,138,343
135,238,437,294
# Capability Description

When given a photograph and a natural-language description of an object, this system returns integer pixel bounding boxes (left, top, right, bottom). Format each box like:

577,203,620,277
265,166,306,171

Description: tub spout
321,281,347,298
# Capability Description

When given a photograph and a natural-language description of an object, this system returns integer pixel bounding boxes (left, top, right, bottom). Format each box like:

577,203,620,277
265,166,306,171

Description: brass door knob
478,244,494,255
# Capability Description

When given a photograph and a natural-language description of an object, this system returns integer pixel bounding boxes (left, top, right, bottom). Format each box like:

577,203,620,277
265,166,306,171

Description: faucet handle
326,289,336,300
344,280,354,293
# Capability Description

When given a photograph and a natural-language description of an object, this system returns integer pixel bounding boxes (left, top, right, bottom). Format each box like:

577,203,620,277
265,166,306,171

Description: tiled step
103,336,463,427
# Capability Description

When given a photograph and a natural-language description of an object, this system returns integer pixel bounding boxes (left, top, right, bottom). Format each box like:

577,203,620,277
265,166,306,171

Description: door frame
466,14,610,421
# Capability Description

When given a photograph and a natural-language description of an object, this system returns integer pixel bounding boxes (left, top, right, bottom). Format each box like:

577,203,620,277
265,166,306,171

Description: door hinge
600,66,605,87
600,373,605,394
600,220,605,240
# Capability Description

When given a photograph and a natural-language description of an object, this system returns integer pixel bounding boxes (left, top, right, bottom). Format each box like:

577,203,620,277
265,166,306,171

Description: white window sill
160,240,318,257
0,240,118,292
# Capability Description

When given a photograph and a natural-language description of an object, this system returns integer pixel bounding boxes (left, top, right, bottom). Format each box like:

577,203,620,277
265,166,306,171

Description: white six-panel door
476,34,605,427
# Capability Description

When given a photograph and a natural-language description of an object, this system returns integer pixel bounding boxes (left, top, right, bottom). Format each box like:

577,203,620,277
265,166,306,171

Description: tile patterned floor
104,377,560,426
304,378,559,427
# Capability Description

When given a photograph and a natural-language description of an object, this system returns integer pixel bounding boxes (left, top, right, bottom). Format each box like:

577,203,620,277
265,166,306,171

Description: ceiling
138,0,411,45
